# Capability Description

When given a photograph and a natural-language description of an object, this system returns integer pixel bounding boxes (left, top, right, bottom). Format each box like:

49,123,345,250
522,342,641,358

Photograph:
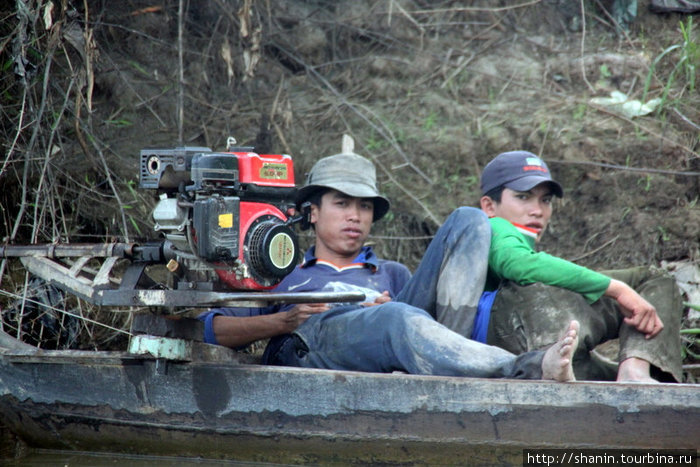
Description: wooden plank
93,256,119,286
68,256,92,278
20,257,95,301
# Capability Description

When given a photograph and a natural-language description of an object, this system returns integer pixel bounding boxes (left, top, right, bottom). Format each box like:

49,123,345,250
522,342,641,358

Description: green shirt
486,217,611,303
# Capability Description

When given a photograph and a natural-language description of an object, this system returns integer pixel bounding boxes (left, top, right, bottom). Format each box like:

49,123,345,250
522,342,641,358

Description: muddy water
4,449,290,467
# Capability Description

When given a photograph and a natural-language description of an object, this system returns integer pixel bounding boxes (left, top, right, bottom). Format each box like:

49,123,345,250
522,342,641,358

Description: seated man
199,147,579,381
478,150,683,382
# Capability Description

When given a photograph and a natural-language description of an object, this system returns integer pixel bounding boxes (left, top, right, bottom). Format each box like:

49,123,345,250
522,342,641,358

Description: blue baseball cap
480,151,563,198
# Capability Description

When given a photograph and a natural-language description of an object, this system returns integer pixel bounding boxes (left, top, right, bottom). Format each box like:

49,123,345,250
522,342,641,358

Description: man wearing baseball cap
200,142,581,382
477,150,683,382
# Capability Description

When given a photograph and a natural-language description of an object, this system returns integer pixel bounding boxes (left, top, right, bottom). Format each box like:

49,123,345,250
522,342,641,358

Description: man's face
310,190,374,262
481,183,554,239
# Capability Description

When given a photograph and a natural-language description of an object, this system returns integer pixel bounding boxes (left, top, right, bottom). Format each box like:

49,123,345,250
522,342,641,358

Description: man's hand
212,303,329,349
363,290,391,307
606,279,663,339
277,303,329,333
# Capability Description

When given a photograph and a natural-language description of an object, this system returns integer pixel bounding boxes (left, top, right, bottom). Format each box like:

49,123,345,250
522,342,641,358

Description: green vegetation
643,17,699,112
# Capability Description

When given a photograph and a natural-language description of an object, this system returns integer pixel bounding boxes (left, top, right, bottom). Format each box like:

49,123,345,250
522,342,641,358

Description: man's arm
211,303,329,348
488,217,611,301
489,218,664,338
604,279,663,339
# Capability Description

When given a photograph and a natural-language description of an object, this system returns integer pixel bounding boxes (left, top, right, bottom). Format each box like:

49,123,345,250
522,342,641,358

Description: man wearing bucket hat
477,150,683,382
200,142,580,381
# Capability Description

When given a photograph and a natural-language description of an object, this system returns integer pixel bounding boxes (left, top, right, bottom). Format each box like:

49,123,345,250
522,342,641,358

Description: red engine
140,142,300,290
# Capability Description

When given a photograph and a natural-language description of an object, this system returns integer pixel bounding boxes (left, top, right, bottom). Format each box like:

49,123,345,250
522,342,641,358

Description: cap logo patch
523,165,548,173
522,157,548,174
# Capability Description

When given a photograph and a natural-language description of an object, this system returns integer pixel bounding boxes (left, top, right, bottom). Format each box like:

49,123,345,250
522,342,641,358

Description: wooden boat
1,323,698,466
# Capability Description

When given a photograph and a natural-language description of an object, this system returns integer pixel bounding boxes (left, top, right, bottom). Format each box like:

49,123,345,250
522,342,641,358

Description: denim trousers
275,207,545,379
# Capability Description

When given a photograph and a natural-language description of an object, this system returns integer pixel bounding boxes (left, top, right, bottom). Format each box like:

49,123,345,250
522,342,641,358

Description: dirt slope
0,0,698,371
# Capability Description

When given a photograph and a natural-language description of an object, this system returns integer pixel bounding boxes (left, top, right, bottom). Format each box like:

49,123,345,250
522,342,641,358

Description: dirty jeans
396,207,490,338
272,207,546,379
487,267,683,382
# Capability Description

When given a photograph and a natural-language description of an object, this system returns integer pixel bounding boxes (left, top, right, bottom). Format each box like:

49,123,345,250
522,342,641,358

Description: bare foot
617,357,658,383
542,320,579,382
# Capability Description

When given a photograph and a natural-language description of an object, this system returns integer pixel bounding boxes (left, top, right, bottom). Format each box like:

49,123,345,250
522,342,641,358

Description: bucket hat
480,150,563,198
296,140,390,222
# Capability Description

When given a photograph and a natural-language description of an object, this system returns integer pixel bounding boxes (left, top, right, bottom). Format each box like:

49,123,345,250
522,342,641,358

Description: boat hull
0,345,698,465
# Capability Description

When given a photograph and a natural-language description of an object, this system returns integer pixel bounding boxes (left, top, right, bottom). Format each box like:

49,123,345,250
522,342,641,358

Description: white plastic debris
590,91,662,118
663,260,700,320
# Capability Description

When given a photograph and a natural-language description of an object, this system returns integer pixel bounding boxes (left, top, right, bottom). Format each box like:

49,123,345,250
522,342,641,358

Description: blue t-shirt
198,245,411,360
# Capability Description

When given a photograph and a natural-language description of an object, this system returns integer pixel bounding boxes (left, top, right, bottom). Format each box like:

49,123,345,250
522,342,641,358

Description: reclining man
478,150,683,382
199,146,579,382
